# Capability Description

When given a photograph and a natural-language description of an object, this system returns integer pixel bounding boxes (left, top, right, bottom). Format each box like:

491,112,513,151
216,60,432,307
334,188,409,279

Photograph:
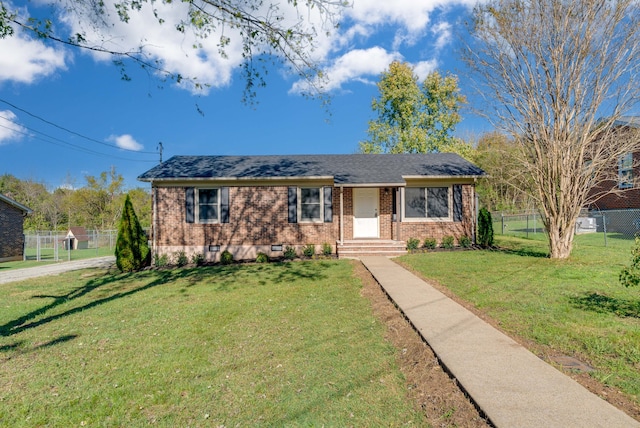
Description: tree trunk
547,218,576,259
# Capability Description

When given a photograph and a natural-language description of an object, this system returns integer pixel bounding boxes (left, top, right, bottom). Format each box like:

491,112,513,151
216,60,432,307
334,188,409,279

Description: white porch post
396,187,401,241
339,186,344,244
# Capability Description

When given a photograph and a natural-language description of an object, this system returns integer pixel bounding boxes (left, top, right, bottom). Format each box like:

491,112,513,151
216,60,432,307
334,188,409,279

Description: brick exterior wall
0,200,26,262
153,183,476,261
589,151,640,210
592,187,640,210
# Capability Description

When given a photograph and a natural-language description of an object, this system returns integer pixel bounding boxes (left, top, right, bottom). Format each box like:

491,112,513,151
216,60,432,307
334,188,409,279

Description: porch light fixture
208,244,220,252
271,244,283,252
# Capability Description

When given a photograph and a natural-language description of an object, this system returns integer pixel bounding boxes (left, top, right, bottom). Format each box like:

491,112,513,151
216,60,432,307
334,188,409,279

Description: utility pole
157,142,164,163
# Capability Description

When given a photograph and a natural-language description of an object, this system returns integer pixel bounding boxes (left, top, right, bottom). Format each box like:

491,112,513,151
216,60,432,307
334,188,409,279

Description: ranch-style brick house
138,154,485,261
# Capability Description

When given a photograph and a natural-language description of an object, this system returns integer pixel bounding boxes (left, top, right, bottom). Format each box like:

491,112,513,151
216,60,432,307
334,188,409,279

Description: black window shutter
185,187,195,223
323,187,333,222
220,187,230,223
453,185,463,222
288,187,297,223
392,188,397,220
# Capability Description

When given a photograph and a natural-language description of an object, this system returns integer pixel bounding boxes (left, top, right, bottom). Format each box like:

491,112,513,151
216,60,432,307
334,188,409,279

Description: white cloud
290,47,402,94
58,0,340,95
346,0,439,33
0,110,27,144
2,0,472,95
108,134,143,151
0,4,68,84
58,1,246,94
413,60,439,80
431,21,453,50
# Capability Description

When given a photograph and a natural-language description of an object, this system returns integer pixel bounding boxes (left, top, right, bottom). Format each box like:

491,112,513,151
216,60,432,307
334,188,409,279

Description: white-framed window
197,188,220,223
299,187,323,222
288,186,332,224
619,153,633,189
403,186,451,221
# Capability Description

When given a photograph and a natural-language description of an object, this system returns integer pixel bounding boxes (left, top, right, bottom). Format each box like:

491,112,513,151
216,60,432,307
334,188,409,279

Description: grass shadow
0,269,195,337
0,341,24,352
270,260,332,284
495,246,549,258
569,292,640,318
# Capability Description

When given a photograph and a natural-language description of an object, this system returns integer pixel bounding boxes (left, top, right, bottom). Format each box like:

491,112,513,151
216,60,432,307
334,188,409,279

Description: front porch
336,239,407,259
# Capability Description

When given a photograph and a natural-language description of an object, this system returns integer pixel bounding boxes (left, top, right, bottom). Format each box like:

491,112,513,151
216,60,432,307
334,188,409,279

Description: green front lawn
398,234,640,405
0,247,115,270
0,261,425,427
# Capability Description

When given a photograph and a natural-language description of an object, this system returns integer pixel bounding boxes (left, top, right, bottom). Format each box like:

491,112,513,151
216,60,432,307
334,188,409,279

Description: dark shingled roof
138,154,485,185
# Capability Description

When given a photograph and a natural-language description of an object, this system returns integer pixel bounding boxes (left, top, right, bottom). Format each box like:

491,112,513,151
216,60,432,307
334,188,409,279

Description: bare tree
463,0,640,258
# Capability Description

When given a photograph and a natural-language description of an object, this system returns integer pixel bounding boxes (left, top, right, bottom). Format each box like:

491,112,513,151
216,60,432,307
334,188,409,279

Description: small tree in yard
620,237,640,288
478,208,494,248
115,194,150,272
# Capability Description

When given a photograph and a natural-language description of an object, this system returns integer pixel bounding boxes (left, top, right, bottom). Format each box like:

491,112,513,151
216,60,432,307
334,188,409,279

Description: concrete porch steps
337,239,407,259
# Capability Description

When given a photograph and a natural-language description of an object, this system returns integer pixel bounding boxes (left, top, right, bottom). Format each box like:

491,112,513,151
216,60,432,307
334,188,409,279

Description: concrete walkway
360,256,639,428
0,256,116,285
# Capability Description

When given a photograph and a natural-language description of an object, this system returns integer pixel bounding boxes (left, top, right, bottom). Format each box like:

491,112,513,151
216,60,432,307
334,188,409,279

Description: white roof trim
0,194,32,214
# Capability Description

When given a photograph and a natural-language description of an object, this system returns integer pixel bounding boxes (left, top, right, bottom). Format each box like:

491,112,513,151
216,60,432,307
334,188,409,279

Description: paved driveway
0,256,116,285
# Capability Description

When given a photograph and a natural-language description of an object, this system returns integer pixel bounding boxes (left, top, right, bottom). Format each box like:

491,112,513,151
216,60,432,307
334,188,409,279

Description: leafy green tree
0,174,53,230
115,194,150,272
472,132,533,212
70,168,125,230
360,61,466,154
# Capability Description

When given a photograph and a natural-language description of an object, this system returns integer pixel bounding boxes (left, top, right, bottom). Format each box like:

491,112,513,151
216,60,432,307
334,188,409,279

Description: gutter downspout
339,185,344,244
152,185,158,261
473,179,478,245
396,187,401,241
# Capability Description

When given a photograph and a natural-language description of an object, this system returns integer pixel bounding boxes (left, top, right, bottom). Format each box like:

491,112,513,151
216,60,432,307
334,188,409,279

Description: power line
0,122,156,162
0,97,158,154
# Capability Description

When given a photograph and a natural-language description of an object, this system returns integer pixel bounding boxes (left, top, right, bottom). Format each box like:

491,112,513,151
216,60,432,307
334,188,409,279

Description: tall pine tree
115,194,150,272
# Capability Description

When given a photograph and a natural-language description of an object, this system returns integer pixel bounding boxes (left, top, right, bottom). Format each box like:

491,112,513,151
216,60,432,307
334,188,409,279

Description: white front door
353,188,379,238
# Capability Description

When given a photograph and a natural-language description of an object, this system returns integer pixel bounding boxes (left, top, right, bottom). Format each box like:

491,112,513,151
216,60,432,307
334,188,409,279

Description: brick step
337,240,407,259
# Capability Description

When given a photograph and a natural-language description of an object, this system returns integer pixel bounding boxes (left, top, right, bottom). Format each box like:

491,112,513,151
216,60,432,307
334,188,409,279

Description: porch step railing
337,240,407,259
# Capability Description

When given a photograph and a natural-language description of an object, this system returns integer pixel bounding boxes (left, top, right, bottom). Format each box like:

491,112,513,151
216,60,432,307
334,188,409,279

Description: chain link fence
491,209,640,247
23,230,118,262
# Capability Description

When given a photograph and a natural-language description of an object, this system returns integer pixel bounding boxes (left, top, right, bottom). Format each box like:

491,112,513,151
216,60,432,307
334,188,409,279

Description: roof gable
0,193,32,214
138,154,485,185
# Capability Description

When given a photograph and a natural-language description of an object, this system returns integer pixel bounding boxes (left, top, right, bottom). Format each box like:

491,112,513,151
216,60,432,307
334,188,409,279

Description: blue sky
0,0,491,190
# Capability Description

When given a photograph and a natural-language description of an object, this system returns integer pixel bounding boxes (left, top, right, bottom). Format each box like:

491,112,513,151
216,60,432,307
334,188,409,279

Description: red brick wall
592,188,640,210
588,151,640,210
0,200,26,261
154,186,339,260
153,183,476,260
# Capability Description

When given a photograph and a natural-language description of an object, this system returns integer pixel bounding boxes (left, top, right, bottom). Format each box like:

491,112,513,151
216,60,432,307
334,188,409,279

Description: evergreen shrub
406,238,420,251
115,194,150,272
322,242,333,256
284,246,297,260
478,208,494,248
423,238,437,249
441,235,455,249
302,244,315,258
220,250,234,265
